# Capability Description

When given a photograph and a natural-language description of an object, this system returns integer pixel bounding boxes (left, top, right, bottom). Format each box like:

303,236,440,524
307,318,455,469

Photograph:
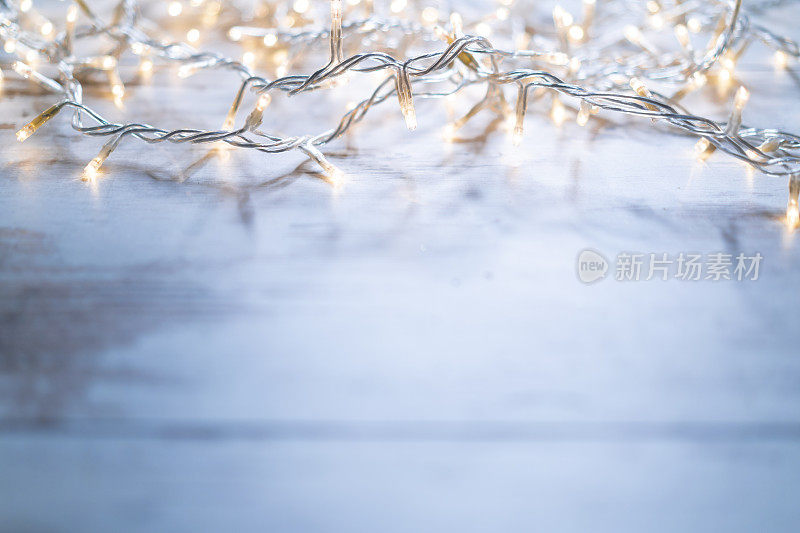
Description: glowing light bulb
390,0,406,13
65,3,78,23
551,97,566,126
692,72,707,88
16,124,35,142
758,138,781,152
402,104,417,130
475,22,492,38
553,6,573,28
694,138,715,160
674,24,690,49
245,92,272,130
395,69,417,131
788,203,800,230
82,157,103,181
139,58,153,75
623,25,642,45
734,86,749,110
583,0,596,29
101,55,116,69
630,77,654,100
4,39,15,54
774,51,788,70
293,0,309,14
40,21,53,37
82,137,120,181
330,0,343,64
568,25,584,42
512,87,527,146
256,93,271,111
511,128,522,147
15,102,63,142
263,32,277,47
168,1,182,16
443,123,456,142
178,65,194,78
721,52,736,71
577,100,591,126
450,12,463,35
187,28,200,43
421,7,438,24
788,175,800,229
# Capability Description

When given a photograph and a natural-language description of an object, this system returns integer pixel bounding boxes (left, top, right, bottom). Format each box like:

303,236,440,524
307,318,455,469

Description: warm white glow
475,23,492,38
553,6,573,28
758,138,781,152
390,0,406,14
402,105,417,131
551,98,566,126
421,7,438,24
16,124,34,142
66,4,78,23
101,56,116,69
293,0,309,14
734,86,750,110
694,138,714,160
139,58,153,75
674,24,690,48
774,51,788,70
687,17,702,33
443,124,456,142
256,93,271,111
788,202,800,229
82,158,103,182
168,1,183,16
568,25,584,42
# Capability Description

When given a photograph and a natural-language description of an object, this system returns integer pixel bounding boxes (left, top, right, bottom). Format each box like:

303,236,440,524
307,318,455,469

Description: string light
2,0,800,225
82,137,120,182
16,103,65,142
788,174,800,230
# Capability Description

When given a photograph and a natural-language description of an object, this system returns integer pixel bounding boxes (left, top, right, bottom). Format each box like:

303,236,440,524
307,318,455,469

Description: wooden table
1,8,800,531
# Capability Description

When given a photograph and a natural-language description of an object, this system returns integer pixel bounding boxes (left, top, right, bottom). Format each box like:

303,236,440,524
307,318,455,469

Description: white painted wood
1,8,800,531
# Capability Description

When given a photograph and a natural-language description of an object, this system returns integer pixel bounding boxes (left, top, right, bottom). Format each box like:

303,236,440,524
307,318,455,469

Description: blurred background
2,0,800,531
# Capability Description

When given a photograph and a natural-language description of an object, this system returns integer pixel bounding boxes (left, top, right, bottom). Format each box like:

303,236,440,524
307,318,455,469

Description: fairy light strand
3,0,800,222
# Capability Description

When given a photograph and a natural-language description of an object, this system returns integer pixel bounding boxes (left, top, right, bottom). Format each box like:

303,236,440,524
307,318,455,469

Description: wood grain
1,13,800,531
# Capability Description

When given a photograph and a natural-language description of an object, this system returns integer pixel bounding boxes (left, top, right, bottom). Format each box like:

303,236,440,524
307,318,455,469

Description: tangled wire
2,0,800,222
